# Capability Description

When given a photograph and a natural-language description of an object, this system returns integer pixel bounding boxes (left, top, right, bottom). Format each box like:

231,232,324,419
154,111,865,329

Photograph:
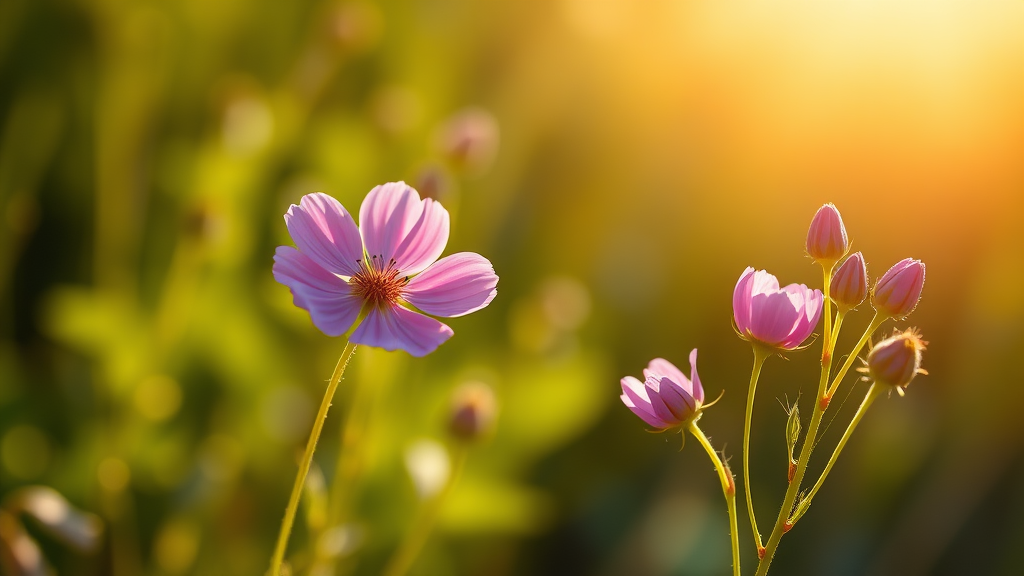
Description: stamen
350,254,405,309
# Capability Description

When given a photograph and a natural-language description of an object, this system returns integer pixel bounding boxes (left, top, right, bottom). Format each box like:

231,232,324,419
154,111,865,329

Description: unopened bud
435,107,499,175
806,203,848,264
871,258,925,319
830,252,867,312
448,382,497,442
866,328,927,394
785,402,800,482
785,404,801,463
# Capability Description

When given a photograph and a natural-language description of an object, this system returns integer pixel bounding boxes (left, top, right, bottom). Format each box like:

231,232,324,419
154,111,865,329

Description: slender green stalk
829,311,845,353
382,445,468,576
754,265,834,576
825,312,885,400
268,342,357,576
742,345,770,552
689,423,741,576
790,382,883,525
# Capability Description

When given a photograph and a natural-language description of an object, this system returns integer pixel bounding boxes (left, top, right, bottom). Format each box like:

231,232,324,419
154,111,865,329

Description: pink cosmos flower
273,182,498,357
620,350,705,430
733,267,823,350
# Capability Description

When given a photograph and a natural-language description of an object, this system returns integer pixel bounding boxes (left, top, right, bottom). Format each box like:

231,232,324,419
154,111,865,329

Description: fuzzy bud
866,328,927,393
785,403,801,482
871,258,925,319
830,252,868,312
448,382,497,442
806,203,849,263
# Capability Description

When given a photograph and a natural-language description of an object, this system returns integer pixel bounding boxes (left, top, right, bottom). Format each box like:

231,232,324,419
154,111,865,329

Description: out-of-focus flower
435,107,499,175
273,183,498,356
806,203,849,263
330,1,383,52
733,267,823,350
448,382,497,441
404,439,450,499
414,164,453,202
864,328,928,395
871,258,925,319
830,252,868,312
620,350,705,431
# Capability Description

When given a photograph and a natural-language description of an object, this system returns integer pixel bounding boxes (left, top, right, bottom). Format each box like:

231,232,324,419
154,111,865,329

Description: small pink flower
620,350,705,430
871,258,925,319
806,203,849,263
733,267,823,350
273,182,498,356
830,252,868,312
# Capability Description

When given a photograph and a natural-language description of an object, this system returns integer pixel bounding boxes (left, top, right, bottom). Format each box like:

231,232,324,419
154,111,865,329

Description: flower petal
621,376,667,428
273,246,362,336
349,304,454,357
784,286,823,348
285,193,364,277
654,376,696,421
688,348,704,405
644,358,691,397
359,182,450,275
645,376,686,426
749,291,802,347
392,196,450,275
404,253,498,318
732,267,756,334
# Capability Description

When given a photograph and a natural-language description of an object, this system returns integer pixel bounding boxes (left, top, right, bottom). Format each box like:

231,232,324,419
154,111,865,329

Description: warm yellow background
1,1,1021,575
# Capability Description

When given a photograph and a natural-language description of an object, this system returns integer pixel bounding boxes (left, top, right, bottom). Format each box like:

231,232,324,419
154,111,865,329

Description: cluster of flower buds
807,204,926,321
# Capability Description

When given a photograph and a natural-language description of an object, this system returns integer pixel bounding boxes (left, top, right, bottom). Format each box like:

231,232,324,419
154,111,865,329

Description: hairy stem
755,265,833,576
743,345,770,552
790,382,882,525
825,312,886,400
689,423,741,576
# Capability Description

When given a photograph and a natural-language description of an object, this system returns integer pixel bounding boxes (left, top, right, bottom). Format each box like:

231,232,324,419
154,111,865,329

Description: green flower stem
689,422,741,576
829,311,846,353
754,265,834,576
382,445,468,576
825,311,886,400
268,341,357,576
790,382,883,525
742,344,770,552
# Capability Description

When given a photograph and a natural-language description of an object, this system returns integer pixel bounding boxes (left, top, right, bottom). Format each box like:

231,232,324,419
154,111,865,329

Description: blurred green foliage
2,1,1024,575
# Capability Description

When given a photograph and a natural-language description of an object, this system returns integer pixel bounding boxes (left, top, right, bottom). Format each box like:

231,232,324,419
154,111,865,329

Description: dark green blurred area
1,1,1023,575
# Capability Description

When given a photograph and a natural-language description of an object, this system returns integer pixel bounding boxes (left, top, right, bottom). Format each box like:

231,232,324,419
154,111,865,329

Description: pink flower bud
865,328,927,392
448,382,497,441
871,258,925,319
806,203,849,263
830,252,867,312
